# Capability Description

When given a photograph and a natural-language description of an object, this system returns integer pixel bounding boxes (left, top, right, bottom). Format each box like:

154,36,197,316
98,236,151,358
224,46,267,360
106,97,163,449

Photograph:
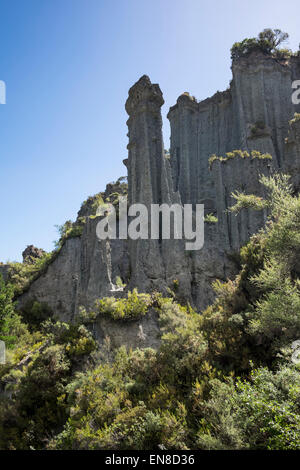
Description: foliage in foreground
1,173,300,450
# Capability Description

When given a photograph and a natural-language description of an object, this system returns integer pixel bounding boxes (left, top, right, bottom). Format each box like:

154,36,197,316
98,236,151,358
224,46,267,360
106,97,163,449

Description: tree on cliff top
231,28,289,60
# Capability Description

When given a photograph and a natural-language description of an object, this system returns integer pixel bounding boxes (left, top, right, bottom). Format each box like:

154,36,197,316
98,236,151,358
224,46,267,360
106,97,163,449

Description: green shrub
204,213,218,223
3,171,300,451
196,366,300,450
95,289,151,321
289,113,300,125
230,193,267,213
0,276,25,347
20,300,53,330
115,276,126,289
55,219,84,249
231,29,289,60
209,150,272,169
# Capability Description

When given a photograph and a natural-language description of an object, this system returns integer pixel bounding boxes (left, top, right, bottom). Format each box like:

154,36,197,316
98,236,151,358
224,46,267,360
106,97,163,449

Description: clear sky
0,0,299,261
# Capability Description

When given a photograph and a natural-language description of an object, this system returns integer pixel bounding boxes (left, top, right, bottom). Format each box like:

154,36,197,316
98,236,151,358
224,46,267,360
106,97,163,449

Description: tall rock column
126,75,173,207
168,89,237,214
167,93,199,204
125,76,170,289
125,75,191,296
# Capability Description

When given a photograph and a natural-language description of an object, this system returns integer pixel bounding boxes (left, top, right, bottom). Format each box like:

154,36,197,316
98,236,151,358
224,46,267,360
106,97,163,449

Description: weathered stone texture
211,157,271,250
18,218,129,322
125,75,183,293
13,53,300,331
92,309,161,351
168,53,300,216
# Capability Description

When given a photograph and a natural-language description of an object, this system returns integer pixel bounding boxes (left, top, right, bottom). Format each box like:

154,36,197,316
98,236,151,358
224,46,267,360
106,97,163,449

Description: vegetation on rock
209,150,272,169
7,252,58,296
1,173,300,449
290,112,300,125
2,177,128,298
204,213,218,224
231,28,291,60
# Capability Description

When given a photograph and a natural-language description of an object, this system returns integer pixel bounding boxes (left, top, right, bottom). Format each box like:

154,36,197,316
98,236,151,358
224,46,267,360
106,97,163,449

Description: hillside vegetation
1,173,300,450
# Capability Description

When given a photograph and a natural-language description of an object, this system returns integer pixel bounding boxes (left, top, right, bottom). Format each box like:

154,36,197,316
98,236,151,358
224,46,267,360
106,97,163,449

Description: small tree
231,28,289,60
258,28,289,51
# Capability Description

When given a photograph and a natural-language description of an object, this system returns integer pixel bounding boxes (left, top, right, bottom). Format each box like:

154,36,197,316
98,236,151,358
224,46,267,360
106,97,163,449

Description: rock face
125,75,188,295
92,309,161,351
211,157,270,251
15,52,300,322
18,219,129,322
167,52,300,214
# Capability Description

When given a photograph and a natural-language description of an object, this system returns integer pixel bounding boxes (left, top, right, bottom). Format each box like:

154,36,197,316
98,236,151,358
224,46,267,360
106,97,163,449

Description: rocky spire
125,75,174,207
125,75,186,293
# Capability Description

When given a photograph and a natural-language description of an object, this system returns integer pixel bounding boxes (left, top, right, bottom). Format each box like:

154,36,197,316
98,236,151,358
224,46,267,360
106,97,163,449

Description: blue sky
0,0,299,261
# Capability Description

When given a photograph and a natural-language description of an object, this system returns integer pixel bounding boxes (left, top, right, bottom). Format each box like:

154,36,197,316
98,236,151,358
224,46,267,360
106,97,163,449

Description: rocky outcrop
14,177,131,321
125,75,188,296
125,75,167,289
168,52,300,215
12,52,300,323
92,309,161,351
18,212,130,322
126,75,172,207
22,245,46,264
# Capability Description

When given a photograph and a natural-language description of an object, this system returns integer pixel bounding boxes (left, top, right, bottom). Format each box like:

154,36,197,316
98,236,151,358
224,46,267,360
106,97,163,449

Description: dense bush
93,289,152,321
20,300,53,330
196,366,300,450
1,173,300,450
0,276,26,347
0,316,96,449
